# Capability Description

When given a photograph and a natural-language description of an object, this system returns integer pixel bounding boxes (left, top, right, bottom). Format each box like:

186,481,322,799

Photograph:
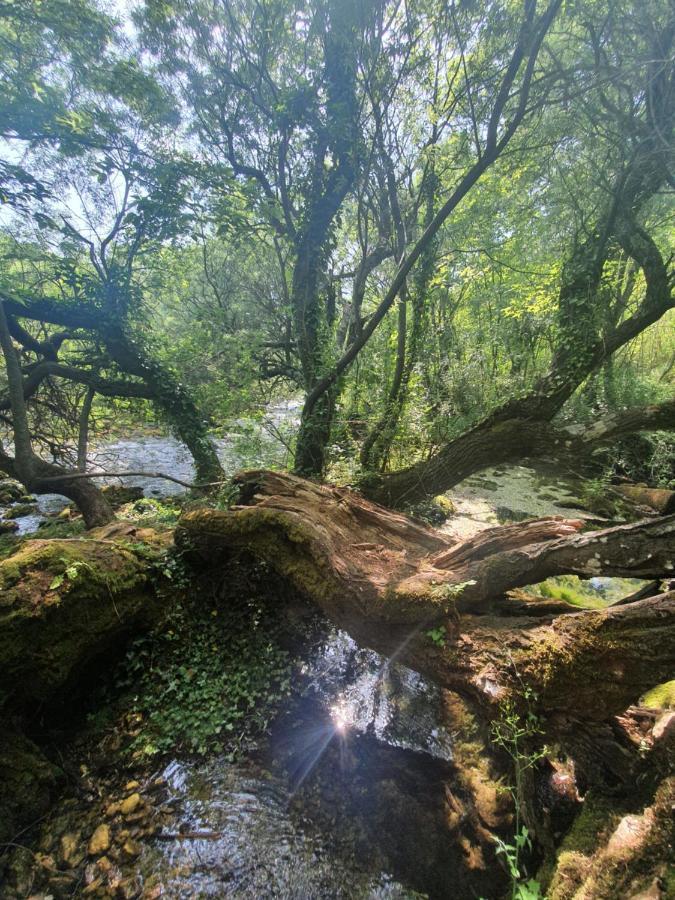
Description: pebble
88,823,111,856
120,792,142,816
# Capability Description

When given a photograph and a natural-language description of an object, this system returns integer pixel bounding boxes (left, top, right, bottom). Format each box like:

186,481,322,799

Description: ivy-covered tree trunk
292,0,364,477
101,323,224,484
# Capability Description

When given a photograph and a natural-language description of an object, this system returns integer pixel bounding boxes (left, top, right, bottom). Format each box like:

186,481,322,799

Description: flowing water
1,409,646,897
132,628,461,898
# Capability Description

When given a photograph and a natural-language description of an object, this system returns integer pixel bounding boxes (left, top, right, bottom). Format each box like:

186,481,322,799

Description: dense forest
0,0,673,898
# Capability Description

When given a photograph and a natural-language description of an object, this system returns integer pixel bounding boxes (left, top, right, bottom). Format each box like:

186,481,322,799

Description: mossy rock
0,519,19,535
4,502,39,520
101,484,144,508
0,724,64,845
0,525,168,708
543,780,675,899
0,479,26,505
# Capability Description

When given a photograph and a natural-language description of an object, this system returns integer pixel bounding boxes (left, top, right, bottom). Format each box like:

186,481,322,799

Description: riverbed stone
88,823,111,856
4,502,39,519
60,831,84,867
120,792,141,816
0,519,19,534
0,479,26,504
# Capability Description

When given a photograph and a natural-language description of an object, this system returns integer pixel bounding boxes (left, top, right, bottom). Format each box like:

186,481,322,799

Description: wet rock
120,838,141,861
120,792,142,816
0,519,19,534
102,485,144,508
5,502,39,519
59,831,84,867
88,823,111,856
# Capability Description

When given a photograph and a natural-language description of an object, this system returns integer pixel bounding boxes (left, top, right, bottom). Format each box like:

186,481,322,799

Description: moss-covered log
0,524,168,708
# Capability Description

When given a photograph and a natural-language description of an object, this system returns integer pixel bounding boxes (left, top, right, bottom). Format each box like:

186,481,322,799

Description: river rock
60,831,84,867
4,502,39,519
0,479,26,504
0,519,19,534
121,838,141,861
88,823,111,856
120,792,142,816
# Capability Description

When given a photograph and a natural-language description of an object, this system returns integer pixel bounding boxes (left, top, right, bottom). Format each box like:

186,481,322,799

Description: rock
82,876,103,894
102,485,144,508
606,812,653,857
120,792,141,816
105,801,121,818
0,479,26,504
88,823,111,856
5,502,39,519
96,855,113,874
60,831,84,867
0,528,168,707
120,838,141,861
652,711,675,745
0,519,19,534
0,725,64,845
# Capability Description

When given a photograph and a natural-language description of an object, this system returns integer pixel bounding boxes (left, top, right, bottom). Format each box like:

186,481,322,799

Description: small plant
490,682,548,900
426,625,447,647
49,558,94,590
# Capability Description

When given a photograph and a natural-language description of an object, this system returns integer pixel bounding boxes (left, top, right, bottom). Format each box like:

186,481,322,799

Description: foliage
108,556,294,758
490,685,548,900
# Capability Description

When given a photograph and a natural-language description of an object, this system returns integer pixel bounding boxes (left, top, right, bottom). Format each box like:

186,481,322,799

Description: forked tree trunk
0,302,113,528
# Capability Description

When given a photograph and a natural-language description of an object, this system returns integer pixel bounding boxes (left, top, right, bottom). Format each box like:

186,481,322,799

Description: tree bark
364,399,675,506
0,303,113,528
177,470,675,730
0,295,224,485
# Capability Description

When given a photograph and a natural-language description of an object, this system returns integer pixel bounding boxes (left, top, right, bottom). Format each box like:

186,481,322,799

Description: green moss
641,679,675,709
0,534,165,707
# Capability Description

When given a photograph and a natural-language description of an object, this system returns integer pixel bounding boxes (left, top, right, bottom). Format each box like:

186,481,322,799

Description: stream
1,408,645,898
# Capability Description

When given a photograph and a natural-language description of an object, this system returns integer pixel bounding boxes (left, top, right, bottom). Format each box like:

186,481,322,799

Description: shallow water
135,627,456,898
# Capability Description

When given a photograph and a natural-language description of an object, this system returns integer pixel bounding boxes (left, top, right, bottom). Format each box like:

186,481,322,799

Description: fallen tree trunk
177,470,675,727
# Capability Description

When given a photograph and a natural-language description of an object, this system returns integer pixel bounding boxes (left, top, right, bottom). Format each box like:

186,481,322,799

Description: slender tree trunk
77,386,95,472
